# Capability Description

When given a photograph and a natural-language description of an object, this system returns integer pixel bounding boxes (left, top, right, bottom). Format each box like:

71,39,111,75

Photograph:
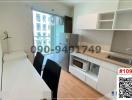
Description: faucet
126,48,132,65
129,56,132,65
129,57,132,65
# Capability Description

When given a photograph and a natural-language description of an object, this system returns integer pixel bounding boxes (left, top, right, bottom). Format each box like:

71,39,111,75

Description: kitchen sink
107,55,132,65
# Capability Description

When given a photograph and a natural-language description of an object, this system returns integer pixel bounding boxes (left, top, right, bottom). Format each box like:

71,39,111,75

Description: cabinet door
77,13,98,29
69,66,85,82
97,67,117,99
85,74,97,89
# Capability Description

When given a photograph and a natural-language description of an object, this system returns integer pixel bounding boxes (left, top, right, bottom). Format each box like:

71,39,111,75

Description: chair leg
52,91,57,100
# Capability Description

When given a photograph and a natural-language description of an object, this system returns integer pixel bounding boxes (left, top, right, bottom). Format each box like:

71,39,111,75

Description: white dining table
2,52,51,100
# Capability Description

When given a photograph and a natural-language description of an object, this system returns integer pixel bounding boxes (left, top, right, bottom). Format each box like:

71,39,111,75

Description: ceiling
59,0,89,7
0,0,113,7
58,0,116,7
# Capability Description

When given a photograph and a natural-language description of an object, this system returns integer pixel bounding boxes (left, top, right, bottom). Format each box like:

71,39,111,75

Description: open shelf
98,12,114,30
85,62,100,81
99,12,114,20
99,20,113,22
97,6,132,30
98,21,113,29
77,0,132,30
96,29,114,31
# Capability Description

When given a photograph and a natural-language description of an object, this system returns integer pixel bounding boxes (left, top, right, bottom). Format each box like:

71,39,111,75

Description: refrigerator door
63,34,79,71
56,33,79,71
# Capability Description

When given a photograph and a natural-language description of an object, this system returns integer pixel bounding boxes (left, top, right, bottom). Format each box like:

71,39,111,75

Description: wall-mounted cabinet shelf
114,8,132,30
118,0,132,10
99,12,114,20
99,20,113,22
98,21,113,29
77,4,132,30
97,12,115,30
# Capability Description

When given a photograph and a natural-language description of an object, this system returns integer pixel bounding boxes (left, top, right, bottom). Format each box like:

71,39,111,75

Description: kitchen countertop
73,48,132,68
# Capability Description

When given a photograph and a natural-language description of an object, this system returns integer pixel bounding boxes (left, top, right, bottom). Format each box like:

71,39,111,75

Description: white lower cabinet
85,74,97,89
69,53,119,99
97,67,117,99
69,66,86,82
69,66,97,89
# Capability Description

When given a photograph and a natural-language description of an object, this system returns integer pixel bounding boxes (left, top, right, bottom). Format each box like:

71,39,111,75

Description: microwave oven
72,58,89,71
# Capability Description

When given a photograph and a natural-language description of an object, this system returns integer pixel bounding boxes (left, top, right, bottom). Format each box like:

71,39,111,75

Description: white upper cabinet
77,0,132,30
114,9,132,30
77,10,132,30
77,13,98,30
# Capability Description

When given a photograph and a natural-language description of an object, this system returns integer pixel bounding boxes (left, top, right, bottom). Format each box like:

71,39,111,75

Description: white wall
111,31,132,55
0,2,72,62
0,39,2,91
73,0,119,51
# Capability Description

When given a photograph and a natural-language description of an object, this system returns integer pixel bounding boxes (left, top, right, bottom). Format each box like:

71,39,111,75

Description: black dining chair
42,59,61,100
33,52,44,75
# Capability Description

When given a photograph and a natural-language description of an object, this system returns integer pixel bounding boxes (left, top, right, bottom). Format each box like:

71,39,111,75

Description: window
33,10,52,54
32,10,64,54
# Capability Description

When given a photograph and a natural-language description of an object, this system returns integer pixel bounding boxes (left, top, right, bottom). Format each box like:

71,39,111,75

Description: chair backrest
33,52,44,75
42,59,61,100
